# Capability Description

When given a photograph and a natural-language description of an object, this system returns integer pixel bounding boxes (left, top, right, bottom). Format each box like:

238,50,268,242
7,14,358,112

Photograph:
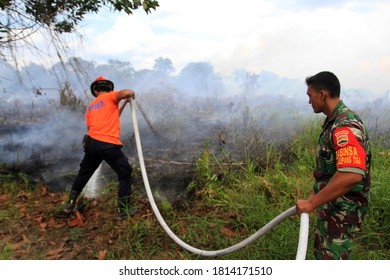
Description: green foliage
0,0,11,10
352,144,390,259
0,243,13,260
183,118,390,259
69,227,83,241
1,119,389,260
195,142,212,179
191,141,228,201
0,165,33,195
290,117,321,172
1,0,159,42
160,198,172,212
26,0,158,33
244,153,257,187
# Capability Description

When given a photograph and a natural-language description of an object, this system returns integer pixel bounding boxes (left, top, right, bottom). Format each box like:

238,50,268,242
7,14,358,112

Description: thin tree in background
0,0,159,87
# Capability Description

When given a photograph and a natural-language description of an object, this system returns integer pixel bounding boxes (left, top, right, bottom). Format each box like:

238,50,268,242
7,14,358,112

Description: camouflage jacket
313,100,371,209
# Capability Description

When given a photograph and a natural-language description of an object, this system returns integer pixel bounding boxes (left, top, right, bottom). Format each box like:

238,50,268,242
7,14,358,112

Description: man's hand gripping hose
128,99,310,259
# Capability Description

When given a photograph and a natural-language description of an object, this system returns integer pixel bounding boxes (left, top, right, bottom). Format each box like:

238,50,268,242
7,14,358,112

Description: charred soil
0,165,238,260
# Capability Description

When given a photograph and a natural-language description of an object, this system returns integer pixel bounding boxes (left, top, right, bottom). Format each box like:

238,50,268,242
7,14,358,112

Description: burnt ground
0,118,252,260
0,155,201,260
0,180,245,260
0,184,143,260
0,181,210,260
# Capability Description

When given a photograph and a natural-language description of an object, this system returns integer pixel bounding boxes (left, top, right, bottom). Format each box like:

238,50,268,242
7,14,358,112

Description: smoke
1,58,389,198
0,102,85,183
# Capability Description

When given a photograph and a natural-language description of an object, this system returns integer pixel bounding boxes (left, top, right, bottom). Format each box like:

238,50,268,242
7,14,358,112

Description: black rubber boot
63,190,80,214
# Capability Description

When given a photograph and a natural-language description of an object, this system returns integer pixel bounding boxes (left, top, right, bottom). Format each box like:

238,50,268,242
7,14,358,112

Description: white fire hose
129,100,310,259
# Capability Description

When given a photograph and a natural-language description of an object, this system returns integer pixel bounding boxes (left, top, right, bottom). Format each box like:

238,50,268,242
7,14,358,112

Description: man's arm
116,89,135,103
119,100,128,116
296,171,363,214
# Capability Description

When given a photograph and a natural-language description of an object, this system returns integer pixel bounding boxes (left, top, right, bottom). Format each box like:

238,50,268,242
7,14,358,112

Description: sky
42,0,390,95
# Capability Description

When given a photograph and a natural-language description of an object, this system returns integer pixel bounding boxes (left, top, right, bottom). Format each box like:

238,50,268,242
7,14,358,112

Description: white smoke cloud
78,0,390,95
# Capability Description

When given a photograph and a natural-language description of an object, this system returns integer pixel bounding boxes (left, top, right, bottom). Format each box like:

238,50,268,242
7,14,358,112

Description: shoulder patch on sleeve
333,127,366,172
335,130,349,147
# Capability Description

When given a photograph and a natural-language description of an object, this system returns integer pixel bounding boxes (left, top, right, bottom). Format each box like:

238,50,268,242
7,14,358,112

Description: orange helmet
90,76,114,96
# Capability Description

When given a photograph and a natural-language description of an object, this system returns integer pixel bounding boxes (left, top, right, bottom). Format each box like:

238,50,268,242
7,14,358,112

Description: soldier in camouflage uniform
296,71,371,260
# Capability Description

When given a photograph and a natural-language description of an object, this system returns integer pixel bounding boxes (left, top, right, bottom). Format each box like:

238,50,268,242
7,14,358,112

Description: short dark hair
305,71,340,98
93,82,113,93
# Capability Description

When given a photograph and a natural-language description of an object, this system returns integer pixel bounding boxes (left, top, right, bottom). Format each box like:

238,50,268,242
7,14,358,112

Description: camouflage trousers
314,200,367,260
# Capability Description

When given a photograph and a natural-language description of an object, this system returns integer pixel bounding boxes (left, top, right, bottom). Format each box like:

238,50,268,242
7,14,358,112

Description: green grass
1,118,389,260
0,243,13,260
